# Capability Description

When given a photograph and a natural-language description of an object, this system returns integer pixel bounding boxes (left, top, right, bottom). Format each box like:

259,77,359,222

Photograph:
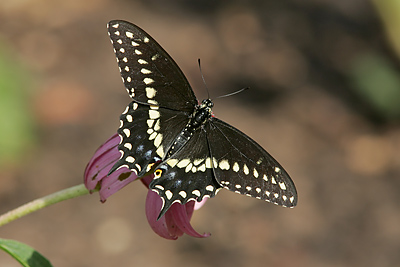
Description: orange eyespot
154,169,162,177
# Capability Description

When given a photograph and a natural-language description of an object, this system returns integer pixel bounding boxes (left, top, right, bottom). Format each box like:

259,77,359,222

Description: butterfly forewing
109,102,190,177
107,20,198,111
150,127,221,219
207,118,297,207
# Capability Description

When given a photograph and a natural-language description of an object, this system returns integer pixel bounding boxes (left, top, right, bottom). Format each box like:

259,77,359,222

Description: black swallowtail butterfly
107,20,297,219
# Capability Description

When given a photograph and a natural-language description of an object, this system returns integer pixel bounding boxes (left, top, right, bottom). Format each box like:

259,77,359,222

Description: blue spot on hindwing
144,150,152,160
136,144,144,153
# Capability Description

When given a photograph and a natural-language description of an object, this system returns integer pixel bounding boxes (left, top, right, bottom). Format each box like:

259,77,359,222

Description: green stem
0,184,92,227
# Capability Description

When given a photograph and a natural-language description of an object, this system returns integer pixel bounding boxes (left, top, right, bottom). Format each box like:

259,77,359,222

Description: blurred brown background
1,0,400,266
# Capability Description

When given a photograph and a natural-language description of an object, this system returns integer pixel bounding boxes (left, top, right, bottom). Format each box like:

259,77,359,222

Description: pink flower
84,133,210,240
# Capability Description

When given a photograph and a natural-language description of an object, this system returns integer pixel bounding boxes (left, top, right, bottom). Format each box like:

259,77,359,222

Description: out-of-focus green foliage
373,0,400,60
0,44,36,169
350,52,400,119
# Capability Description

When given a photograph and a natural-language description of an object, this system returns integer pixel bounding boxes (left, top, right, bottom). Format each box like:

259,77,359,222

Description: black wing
107,20,198,111
150,127,221,219
207,118,297,207
109,102,190,177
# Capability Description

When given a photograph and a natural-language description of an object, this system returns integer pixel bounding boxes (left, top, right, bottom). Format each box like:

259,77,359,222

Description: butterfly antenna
216,87,250,99
198,58,210,99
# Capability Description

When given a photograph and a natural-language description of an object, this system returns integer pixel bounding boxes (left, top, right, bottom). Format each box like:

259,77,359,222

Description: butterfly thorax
165,99,213,158
189,99,213,128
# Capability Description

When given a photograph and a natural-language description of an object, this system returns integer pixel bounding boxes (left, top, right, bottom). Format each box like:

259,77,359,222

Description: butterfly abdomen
165,99,213,157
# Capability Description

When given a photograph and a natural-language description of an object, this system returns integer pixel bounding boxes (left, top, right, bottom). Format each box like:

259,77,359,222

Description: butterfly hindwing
107,20,198,112
150,127,221,219
109,102,190,177
207,118,297,207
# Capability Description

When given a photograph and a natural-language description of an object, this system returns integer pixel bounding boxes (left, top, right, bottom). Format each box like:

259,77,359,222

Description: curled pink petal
194,198,208,211
85,134,211,239
84,134,141,202
168,202,210,238
84,134,121,190
144,175,209,238
164,211,184,238
141,175,153,188
98,167,138,202
145,189,179,240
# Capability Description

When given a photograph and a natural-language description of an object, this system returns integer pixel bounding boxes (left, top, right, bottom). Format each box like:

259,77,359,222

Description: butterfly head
200,99,213,109
200,99,214,119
